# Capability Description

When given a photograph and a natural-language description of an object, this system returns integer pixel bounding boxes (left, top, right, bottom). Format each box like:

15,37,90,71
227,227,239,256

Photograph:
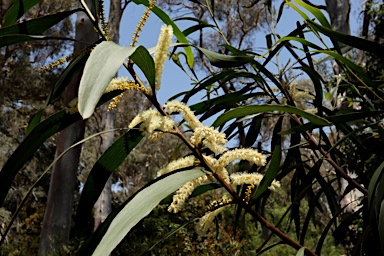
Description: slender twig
291,114,368,195
205,0,230,45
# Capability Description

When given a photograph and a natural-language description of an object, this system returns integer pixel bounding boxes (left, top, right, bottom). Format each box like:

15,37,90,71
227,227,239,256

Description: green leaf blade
252,117,282,200
78,41,138,119
0,110,81,206
3,0,42,26
77,169,206,256
213,104,331,128
0,9,81,36
196,46,254,68
130,46,156,88
75,129,144,233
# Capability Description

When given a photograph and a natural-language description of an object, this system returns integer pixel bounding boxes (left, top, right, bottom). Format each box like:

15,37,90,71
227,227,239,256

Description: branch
302,0,326,10
292,114,368,195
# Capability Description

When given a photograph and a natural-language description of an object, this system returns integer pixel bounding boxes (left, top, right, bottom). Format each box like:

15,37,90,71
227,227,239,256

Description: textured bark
326,0,351,74
325,0,351,34
93,0,123,231
39,1,98,254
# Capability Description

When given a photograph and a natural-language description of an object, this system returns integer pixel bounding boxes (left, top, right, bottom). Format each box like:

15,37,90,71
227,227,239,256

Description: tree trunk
325,0,350,34
93,106,115,230
39,1,98,254
93,0,123,231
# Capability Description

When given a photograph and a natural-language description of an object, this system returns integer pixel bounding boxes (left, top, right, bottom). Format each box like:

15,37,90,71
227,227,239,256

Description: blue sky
99,0,364,137
108,0,363,105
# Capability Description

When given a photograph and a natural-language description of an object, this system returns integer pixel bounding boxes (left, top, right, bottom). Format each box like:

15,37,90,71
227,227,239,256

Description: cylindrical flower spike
154,24,173,90
164,100,202,130
157,155,196,177
218,148,267,171
128,108,175,136
190,126,228,154
195,205,229,236
168,175,209,213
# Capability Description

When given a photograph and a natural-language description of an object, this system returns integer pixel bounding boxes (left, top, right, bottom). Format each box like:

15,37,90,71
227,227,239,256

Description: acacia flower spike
230,172,264,186
218,148,267,171
104,77,149,111
154,25,173,90
230,172,280,192
203,154,230,182
157,155,196,177
130,0,156,47
128,108,175,136
268,180,281,191
164,100,202,130
168,174,209,213
289,81,317,113
190,126,227,154
195,205,229,236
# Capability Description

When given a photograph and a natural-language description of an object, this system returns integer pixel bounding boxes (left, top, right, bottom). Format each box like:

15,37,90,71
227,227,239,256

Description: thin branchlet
41,46,94,71
98,0,110,40
130,0,156,47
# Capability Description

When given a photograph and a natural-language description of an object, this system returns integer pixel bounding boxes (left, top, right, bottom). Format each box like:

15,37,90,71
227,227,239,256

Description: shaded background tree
0,0,77,253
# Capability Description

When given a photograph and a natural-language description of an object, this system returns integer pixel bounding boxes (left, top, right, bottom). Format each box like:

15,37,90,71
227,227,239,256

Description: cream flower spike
128,108,174,136
195,205,229,236
190,126,228,154
289,81,316,113
230,172,264,186
218,148,267,171
157,155,196,177
164,100,202,130
154,24,173,90
230,173,280,191
203,155,230,182
268,179,281,191
168,174,209,213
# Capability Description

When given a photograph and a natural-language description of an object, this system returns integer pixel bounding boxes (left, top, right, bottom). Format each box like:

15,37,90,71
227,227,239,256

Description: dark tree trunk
325,0,351,34
39,1,98,254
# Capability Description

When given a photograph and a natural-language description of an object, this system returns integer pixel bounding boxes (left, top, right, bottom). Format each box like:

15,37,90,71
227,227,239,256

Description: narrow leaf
275,36,323,50
213,104,330,128
0,35,78,48
196,46,254,68
174,17,215,37
326,110,384,124
130,46,156,87
296,247,306,256
3,0,42,26
0,9,81,35
379,202,384,254
294,0,331,28
77,169,206,256
78,41,138,119
307,19,384,57
252,117,282,200
75,129,144,233
244,113,264,147
368,161,384,210
0,110,81,206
